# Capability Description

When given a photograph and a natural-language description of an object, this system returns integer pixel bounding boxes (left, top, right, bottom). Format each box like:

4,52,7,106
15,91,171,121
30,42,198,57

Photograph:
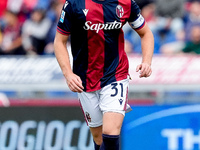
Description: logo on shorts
85,112,91,122
116,5,124,18
119,99,123,105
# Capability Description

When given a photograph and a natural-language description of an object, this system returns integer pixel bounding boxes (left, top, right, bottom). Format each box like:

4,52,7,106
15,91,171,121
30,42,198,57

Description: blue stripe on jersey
70,0,88,90
100,2,120,88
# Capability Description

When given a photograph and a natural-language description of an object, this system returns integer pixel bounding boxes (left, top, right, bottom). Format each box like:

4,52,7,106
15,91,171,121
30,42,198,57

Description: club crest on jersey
116,5,124,18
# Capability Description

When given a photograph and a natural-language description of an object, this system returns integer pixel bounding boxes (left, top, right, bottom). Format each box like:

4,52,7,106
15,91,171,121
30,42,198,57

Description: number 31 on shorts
110,83,124,97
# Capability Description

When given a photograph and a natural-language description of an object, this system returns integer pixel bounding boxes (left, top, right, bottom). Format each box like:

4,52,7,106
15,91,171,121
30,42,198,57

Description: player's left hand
136,62,152,78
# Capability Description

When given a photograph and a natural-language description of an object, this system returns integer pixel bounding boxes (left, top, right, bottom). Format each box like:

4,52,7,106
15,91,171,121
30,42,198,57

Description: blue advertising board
122,105,200,150
0,107,93,150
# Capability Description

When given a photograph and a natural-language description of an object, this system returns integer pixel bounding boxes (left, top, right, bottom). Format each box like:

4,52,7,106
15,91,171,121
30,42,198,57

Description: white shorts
78,77,130,127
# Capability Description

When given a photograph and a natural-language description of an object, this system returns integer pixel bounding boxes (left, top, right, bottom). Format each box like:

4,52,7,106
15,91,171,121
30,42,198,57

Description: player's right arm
54,31,84,93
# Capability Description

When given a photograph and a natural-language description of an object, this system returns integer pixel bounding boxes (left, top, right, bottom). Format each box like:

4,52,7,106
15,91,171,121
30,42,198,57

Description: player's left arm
128,0,154,78
135,23,154,78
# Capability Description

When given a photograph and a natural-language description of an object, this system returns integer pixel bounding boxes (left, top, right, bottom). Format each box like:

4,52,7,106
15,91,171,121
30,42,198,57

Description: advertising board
122,105,200,150
1,55,200,91
0,107,93,150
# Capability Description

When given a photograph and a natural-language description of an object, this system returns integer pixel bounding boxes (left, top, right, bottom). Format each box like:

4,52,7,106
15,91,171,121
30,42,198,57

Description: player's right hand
65,72,84,93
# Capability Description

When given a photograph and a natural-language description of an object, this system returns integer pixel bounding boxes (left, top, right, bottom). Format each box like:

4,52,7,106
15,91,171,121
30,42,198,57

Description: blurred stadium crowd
0,0,200,55
0,0,65,55
124,0,200,55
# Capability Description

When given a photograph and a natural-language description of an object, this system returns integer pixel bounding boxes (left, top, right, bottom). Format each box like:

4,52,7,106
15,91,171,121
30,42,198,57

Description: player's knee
94,138,102,145
90,126,103,145
93,134,102,145
103,125,121,135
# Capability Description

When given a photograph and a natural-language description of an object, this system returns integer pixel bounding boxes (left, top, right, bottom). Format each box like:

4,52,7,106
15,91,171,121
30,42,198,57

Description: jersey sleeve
57,0,73,35
128,0,145,30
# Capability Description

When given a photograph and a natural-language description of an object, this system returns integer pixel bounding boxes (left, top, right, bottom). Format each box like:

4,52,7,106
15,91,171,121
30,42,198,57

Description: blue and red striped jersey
57,0,144,92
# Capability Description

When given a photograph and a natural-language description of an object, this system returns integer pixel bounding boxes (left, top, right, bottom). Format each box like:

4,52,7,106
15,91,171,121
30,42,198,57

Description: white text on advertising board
0,120,93,150
162,128,200,150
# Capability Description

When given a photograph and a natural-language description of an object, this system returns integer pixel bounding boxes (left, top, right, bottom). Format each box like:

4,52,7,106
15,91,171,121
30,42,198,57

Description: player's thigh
78,91,103,127
103,112,124,135
99,78,129,134
99,77,129,115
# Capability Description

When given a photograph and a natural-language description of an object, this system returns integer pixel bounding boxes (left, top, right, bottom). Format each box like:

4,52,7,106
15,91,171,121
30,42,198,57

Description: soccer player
54,0,154,149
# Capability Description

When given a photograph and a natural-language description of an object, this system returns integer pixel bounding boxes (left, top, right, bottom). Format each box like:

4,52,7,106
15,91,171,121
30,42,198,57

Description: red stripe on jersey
115,0,130,81
85,0,105,91
115,29,129,81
